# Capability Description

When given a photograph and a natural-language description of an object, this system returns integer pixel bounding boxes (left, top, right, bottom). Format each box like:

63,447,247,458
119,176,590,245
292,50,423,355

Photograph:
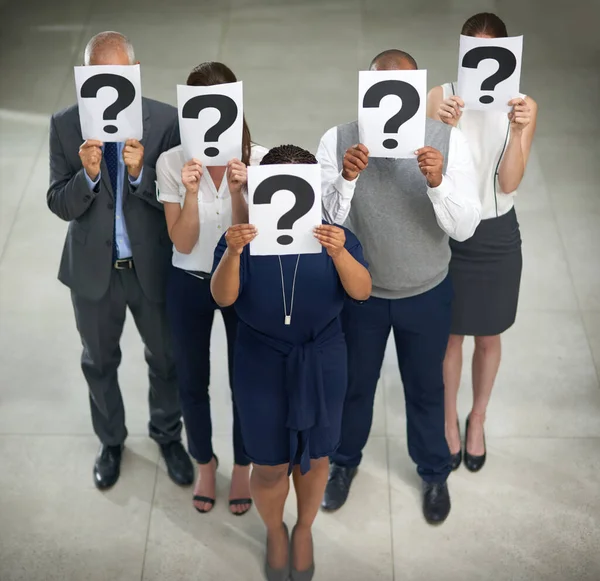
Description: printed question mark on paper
363,80,421,149
253,175,315,245
80,73,136,134
181,95,238,157
461,47,517,104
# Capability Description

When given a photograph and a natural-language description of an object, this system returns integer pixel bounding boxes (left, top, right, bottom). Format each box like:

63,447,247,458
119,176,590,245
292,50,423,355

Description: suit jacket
47,97,180,303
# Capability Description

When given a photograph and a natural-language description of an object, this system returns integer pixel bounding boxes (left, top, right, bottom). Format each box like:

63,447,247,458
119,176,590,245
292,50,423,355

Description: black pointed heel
449,419,462,471
464,415,486,472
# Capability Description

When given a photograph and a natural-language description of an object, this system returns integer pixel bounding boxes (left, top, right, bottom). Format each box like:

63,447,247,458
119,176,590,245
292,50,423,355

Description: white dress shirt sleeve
156,152,182,205
426,127,482,242
316,127,357,225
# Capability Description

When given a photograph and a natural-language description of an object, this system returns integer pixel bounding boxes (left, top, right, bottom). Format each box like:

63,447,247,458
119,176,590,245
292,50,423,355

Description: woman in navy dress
211,145,371,581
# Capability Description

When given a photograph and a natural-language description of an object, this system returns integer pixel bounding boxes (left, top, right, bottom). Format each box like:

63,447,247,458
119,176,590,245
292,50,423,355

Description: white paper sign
249,164,322,256
178,81,243,166
75,65,143,142
358,69,426,159
457,35,523,113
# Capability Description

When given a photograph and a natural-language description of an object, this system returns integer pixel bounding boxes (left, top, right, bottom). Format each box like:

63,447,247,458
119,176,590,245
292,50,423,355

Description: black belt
114,258,134,270
185,270,211,280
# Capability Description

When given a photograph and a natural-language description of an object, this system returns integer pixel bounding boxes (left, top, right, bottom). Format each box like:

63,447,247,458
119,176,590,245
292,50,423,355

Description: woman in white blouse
156,61,267,515
427,13,537,473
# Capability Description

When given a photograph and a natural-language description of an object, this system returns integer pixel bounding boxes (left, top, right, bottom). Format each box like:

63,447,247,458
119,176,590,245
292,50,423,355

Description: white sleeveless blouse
442,82,525,220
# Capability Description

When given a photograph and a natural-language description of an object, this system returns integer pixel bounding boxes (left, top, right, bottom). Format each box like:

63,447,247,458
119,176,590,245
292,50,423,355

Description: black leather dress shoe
160,441,194,486
321,464,358,511
422,481,451,525
94,444,123,490
464,415,486,472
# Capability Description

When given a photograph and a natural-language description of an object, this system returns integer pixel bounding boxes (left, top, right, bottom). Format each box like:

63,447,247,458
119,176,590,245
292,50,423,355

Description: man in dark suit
47,31,193,490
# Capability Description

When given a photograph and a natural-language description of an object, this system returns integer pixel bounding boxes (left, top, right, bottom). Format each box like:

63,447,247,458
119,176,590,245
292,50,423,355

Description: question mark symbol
363,80,421,149
461,47,517,104
80,73,136,134
253,175,315,245
182,95,238,157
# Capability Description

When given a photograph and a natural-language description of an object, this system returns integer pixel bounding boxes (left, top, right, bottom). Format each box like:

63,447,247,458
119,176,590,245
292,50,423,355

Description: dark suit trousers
71,268,181,446
332,276,453,483
166,266,248,466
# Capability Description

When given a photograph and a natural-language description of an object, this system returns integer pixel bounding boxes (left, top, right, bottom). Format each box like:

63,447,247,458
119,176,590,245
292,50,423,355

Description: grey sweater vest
337,118,452,299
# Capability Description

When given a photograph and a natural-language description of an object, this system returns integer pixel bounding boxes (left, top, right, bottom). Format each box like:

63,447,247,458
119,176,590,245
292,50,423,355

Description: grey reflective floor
1,1,599,580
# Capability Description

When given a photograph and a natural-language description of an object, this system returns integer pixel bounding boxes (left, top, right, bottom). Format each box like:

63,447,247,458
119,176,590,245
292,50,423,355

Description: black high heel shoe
193,455,219,513
464,415,486,472
449,419,462,471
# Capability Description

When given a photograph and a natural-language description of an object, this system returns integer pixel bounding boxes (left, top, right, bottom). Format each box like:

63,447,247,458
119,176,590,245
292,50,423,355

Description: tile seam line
0,3,97,264
140,459,160,581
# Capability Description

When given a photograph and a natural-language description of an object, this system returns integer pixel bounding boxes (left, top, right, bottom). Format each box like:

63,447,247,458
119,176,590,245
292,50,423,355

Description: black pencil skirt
449,207,522,337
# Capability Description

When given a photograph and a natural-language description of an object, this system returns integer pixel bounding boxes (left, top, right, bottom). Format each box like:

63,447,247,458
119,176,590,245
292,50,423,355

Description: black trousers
332,276,453,483
71,268,181,447
166,266,248,466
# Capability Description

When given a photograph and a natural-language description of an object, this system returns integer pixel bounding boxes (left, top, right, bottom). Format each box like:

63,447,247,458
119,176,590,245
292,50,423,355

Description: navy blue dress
212,226,368,474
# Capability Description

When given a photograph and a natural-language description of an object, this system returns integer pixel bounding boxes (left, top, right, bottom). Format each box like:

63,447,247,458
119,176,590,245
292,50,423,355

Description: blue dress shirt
84,142,143,259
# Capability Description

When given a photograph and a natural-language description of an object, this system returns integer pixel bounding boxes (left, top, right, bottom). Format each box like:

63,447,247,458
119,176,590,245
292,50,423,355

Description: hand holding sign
416,146,444,188
507,97,532,132
79,140,103,181
181,159,203,196
123,139,144,179
226,224,258,256
359,69,426,158
249,164,322,256
457,35,523,112
342,144,369,181
75,65,143,141
178,82,243,166
436,95,465,128
227,159,248,196
314,224,346,259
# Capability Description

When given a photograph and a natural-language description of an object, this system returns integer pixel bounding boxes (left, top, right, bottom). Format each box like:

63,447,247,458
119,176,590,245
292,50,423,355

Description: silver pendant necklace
278,255,300,326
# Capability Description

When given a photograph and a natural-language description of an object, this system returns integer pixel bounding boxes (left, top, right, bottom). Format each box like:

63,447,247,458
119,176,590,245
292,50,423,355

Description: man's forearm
128,165,163,210
47,169,98,221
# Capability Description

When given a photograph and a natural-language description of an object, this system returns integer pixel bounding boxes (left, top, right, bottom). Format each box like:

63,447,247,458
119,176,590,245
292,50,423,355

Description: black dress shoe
94,444,123,490
422,481,451,525
449,418,462,471
464,415,486,472
160,441,194,486
321,464,358,511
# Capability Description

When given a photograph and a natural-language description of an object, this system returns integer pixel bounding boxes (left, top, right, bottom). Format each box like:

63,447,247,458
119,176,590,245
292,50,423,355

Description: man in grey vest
317,49,481,524
47,32,193,490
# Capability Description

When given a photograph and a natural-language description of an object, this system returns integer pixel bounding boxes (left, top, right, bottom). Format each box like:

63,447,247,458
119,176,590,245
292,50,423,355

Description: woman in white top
156,61,267,515
427,13,537,473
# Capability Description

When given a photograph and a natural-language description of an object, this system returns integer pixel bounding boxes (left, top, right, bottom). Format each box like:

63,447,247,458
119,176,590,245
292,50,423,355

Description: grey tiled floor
1,1,599,580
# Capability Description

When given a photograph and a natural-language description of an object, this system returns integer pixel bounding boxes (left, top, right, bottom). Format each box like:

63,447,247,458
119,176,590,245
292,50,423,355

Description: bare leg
193,457,217,512
251,464,290,570
229,464,252,514
468,335,502,455
443,334,464,455
291,458,329,571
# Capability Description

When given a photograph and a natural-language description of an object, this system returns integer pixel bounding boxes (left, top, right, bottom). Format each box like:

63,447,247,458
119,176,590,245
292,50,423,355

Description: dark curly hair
461,13,508,38
260,144,317,166
186,61,252,165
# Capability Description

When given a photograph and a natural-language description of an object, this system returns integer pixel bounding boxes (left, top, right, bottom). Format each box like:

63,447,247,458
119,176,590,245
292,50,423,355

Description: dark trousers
166,266,248,466
71,268,182,447
332,276,453,483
